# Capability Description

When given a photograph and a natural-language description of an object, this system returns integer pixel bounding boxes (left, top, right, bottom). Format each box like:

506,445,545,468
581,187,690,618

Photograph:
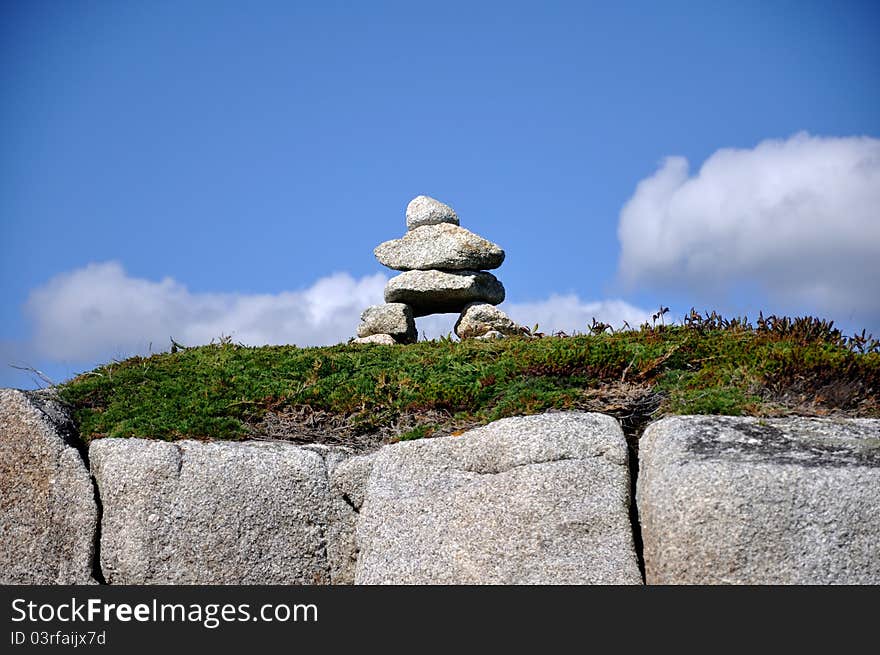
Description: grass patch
57,314,880,447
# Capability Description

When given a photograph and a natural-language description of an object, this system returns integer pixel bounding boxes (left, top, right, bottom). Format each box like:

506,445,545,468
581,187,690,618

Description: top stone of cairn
406,195,459,230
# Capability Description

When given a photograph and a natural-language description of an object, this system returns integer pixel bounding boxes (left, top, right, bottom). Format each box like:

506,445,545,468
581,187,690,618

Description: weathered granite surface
90,438,334,584
454,302,522,339
0,389,98,584
405,195,459,230
357,303,417,343
638,415,880,584
354,412,642,584
384,270,505,317
351,333,397,345
374,223,505,271
327,453,376,584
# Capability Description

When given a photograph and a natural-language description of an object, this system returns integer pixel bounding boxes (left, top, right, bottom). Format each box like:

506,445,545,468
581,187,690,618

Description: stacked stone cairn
353,195,524,344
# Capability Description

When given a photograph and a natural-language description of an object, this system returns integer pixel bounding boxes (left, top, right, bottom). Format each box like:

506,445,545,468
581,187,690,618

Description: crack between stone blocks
28,390,109,585
89,473,107,584
311,447,334,583
619,421,649,584
627,444,646,583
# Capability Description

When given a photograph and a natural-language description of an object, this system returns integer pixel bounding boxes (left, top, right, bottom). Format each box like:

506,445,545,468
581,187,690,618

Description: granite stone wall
2,388,878,585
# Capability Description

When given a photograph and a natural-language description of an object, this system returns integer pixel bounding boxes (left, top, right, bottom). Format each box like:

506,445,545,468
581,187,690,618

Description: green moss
398,424,437,441
58,317,880,443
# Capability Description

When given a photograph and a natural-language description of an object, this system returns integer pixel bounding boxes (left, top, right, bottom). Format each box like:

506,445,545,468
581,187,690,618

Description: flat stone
90,439,333,584
638,415,880,584
357,303,416,343
455,302,522,339
374,224,505,271
0,389,98,584
406,195,459,230
352,333,397,345
384,270,505,317
354,412,642,584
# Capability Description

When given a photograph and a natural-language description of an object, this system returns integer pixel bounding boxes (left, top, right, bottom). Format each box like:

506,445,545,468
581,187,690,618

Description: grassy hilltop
58,312,880,449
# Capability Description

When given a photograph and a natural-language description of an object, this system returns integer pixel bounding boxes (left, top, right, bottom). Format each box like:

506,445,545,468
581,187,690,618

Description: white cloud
22,262,654,362
25,262,386,360
617,133,880,325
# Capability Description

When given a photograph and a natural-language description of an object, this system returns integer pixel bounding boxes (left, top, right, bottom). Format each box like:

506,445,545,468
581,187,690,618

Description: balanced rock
406,195,459,230
385,270,505,317
352,334,397,345
357,303,416,343
455,302,521,339
352,195,513,343
374,224,505,271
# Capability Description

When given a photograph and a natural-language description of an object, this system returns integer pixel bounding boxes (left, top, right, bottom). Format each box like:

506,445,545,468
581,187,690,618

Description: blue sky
2,0,879,388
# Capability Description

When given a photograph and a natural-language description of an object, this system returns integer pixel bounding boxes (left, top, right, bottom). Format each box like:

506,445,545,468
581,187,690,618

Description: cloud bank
22,262,650,362
617,133,880,324
24,262,387,360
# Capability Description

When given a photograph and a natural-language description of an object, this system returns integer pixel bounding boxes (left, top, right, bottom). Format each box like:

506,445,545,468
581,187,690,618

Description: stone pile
354,195,523,343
